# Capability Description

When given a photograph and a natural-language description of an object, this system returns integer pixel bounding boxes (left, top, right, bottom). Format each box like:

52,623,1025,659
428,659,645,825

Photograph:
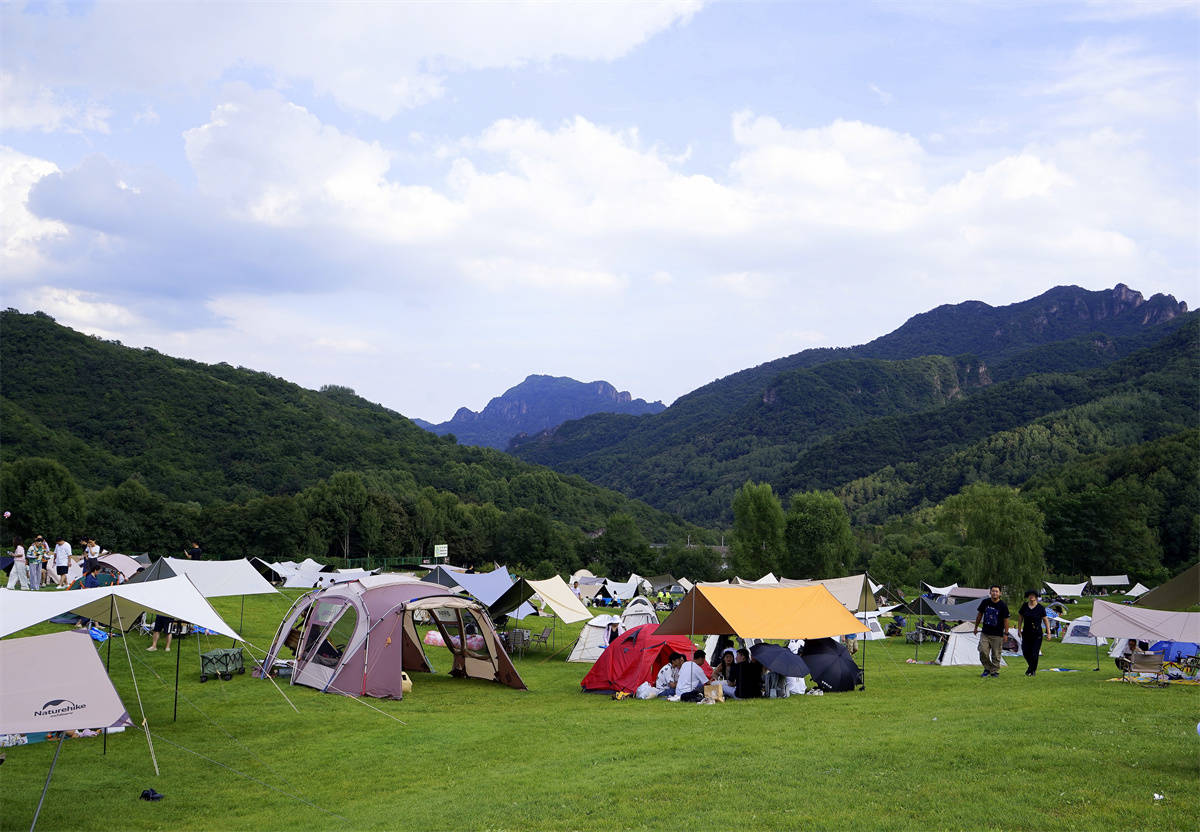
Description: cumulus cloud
0,72,111,133
0,146,69,276
1,1,703,120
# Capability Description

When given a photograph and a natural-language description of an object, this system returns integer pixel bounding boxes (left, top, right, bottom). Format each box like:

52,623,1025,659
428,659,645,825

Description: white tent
134,557,279,597
568,568,595,586
1126,582,1150,598
604,577,642,602
1060,615,1107,646
853,612,887,641
619,596,658,629
0,575,242,639
566,614,621,663
1090,574,1129,588
1044,581,1088,598
935,622,1009,667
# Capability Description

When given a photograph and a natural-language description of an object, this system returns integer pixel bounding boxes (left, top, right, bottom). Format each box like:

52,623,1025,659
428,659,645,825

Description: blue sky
2,0,1196,421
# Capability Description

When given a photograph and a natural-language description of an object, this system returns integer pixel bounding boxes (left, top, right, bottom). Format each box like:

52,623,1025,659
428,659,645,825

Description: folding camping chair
530,626,553,648
1123,651,1166,686
507,628,530,659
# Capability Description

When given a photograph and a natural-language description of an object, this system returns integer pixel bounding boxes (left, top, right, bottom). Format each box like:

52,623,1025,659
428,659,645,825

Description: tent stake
30,734,64,832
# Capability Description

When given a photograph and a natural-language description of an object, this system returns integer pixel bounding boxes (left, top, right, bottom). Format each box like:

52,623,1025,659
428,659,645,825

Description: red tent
580,623,708,694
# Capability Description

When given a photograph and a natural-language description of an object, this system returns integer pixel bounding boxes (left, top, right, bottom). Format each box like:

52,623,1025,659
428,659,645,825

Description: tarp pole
173,637,181,721
237,594,245,645
30,734,64,832
861,629,867,691
1094,639,1100,671
104,595,113,756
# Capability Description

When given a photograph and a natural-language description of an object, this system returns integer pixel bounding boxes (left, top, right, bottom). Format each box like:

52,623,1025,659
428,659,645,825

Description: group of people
654,647,765,701
6,535,102,591
973,585,1054,678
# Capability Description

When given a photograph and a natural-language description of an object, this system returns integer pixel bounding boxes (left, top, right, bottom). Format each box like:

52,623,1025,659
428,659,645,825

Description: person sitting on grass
656,652,685,696
733,647,764,699
711,648,739,699
674,649,709,702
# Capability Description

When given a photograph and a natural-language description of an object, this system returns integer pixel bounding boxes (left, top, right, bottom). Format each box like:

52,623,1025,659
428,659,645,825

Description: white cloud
0,146,69,276
0,72,111,133
16,287,141,340
2,1,703,121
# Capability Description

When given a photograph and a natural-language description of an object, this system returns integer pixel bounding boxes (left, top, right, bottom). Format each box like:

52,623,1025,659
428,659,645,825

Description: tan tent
776,574,878,613
1134,562,1199,611
656,584,868,639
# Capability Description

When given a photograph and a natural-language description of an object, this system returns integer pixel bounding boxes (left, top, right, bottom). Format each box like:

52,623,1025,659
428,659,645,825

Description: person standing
53,537,74,588
184,541,202,559
28,535,51,590
1017,590,1052,676
974,585,1010,678
6,537,30,590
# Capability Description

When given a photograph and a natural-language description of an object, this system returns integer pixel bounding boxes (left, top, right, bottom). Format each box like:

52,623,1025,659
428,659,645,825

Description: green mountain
412,374,664,450
0,310,703,565
511,285,1193,525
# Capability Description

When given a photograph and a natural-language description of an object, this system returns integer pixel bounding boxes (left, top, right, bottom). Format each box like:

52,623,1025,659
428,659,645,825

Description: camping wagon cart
200,647,245,682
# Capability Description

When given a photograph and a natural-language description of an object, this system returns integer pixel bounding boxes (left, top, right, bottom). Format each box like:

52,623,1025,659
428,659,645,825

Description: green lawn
2,593,1196,831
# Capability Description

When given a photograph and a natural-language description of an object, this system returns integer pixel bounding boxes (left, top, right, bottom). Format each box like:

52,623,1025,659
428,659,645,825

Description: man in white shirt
53,538,73,588
674,649,709,702
655,652,685,696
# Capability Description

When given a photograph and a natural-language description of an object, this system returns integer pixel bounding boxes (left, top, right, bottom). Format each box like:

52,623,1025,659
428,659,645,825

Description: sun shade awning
1091,599,1200,643
0,575,242,639
127,557,278,597
655,584,868,639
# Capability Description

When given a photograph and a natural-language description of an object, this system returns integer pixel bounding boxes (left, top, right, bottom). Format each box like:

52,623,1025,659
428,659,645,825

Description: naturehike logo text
34,699,86,717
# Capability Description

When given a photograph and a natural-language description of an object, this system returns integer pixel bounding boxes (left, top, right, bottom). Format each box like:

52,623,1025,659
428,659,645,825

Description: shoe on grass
979,670,989,678
146,646,156,651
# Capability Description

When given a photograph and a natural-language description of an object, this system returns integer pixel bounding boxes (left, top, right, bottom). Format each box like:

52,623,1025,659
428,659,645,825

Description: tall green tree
782,490,857,578
1,457,86,541
937,483,1048,593
312,472,368,558
729,481,785,578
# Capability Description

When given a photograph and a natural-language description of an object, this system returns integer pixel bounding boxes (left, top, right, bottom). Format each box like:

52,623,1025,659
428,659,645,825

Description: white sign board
433,544,448,559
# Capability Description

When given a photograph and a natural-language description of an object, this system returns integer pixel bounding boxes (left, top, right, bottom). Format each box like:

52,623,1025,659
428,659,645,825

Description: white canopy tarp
524,576,592,624
1090,599,1200,644
1044,581,1088,598
0,575,242,640
0,630,133,735
1126,582,1150,598
924,582,958,596
604,577,642,601
678,578,694,592
154,557,278,597
1090,574,1129,587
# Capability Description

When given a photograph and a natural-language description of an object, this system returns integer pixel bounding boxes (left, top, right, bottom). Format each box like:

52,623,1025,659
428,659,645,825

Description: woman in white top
6,537,30,590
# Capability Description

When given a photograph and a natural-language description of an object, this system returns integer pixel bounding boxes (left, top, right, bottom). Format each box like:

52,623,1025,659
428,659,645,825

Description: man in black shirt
973,585,1009,678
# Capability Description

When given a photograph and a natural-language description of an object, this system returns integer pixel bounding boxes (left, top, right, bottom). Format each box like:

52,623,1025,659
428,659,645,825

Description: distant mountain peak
418,374,664,450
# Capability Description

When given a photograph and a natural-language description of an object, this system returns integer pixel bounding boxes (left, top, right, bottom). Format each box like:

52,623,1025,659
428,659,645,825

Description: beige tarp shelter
776,574,878,613
127,557,278,597
1091,599,1200,644
656,584,869,639
0,575,242,639
1090,574,1129,589
1126,582,1150,599
497,575,592,624
1134,562,1198,611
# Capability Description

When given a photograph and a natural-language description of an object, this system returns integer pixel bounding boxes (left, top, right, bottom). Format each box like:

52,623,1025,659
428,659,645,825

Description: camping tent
776,574,878,613
66,553,145,584
0,575,242,639
1045,581,1088,598
935,622,1009,667
1091,599,1200,644
619,596,659,629
1134,562,1199,610
261,577,525,700
566,614,621,663
0,630,133,736
854,612,888,641
420,564,468,589
656,585,868,640
646,574,678,592
127,557,278,597
1060,615,1107,646
579,623,704,694
1090,574,1129,590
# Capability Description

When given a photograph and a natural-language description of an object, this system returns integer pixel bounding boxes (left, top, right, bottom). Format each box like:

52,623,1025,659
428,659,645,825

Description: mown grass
1,592,1196,831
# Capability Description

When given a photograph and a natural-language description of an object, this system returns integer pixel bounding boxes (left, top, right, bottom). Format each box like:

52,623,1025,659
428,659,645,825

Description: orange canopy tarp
655,584,869,639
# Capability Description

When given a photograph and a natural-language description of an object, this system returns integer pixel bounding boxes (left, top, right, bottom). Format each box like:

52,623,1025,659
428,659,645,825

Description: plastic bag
634,682,659,699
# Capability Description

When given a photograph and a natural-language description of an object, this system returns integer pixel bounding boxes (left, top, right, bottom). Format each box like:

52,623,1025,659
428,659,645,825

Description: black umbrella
800,638,862,692
749,643,811,678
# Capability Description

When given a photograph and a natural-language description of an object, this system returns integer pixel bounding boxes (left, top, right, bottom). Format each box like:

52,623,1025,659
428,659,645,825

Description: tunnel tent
261,577,525,700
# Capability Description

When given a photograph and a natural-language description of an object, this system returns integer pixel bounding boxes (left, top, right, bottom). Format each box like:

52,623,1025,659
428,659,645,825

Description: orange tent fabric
655,584,869,639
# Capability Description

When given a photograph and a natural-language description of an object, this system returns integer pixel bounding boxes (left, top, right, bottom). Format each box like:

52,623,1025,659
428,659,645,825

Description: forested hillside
512,286,1193,524
0,310,706,573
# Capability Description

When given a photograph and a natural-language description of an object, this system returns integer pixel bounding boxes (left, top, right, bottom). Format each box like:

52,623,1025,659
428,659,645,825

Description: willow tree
937,483,1048,593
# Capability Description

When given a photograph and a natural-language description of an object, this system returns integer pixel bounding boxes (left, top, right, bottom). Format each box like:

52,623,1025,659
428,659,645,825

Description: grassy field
1,592,1197,832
